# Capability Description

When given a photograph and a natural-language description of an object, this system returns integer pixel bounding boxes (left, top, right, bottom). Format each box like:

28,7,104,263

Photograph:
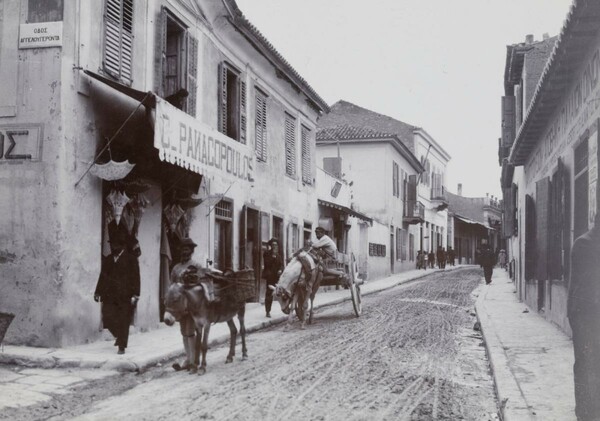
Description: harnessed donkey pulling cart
271,249,363,329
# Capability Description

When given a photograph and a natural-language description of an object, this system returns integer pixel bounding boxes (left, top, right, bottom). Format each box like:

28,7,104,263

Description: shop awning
318,199,373,224
454,214,488,230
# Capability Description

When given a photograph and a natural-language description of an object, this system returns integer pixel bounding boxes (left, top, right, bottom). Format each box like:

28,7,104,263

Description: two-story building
316,100,450,277
499,0,600,333
0,0,328,346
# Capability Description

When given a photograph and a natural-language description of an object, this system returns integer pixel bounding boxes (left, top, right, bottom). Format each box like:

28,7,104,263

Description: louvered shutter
301,125,311,184
407,175,417,201
240,78,247,144
392,162,398,197
255,90,267,161
502,186,513,238
536,177,551,281
103,0,134,84
186,33,198,117
218,63,228,134
285,114,296,177
525,194,536,281
154,7,167,96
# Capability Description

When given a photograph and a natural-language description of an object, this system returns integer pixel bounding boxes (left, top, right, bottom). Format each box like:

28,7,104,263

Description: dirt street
2,267,499,421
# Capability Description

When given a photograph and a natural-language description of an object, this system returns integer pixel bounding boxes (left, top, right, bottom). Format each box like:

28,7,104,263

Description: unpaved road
2,268,499,420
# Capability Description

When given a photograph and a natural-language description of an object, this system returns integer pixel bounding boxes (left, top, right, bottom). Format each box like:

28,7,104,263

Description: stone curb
474,283,535,421
0,266,466,373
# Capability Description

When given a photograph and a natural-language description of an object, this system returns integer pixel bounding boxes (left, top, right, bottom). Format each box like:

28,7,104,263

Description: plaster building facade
499,1,600,332
0,0,328,346
317,101,450,277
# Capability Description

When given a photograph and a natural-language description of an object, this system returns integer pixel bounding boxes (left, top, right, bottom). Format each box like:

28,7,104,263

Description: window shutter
185,33,199,117
525,194,536,280
407,175,417,202
104,0,134,84
285,113,296,177
154,7,167,96
501,96,516,149
218,62,228,134
301,125,311,184
562,161,571,282
502,186,514,238
255,90,267,161
240,78,247,144
536,177,551,281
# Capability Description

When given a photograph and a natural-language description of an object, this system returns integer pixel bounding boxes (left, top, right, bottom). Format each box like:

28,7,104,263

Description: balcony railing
403,200,425,224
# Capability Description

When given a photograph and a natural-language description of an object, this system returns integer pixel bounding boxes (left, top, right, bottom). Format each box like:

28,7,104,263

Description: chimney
457,183,462,196
543,33,549,40
525,34,534,44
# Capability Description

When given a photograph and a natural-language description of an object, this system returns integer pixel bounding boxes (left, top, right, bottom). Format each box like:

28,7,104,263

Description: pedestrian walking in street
170,237,211,372
263,238,283,318
428,250,435,269
498,249,507,270
94,229,140,355
416,250,426,270
447,246,455,266
568,214,600,421
436,246,446,269
479,242,495,284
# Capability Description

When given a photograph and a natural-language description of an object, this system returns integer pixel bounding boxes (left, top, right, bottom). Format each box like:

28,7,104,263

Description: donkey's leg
239,305,248,360
198,324,211,375
284,294,297,331
225,319,237,363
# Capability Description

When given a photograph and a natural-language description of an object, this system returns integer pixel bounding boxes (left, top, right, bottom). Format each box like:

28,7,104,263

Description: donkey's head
269,257,305,314
163,282,187,326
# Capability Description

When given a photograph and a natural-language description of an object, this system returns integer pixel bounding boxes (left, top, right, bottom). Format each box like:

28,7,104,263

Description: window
156,8,198,116
285,113,296,177
218,62,247,143
409,233,415,261
396,228,407,261
103,0,134,85
214,199,233,270
574,138,589,238
301,125,312,184
392,161,399,197
303,221,312,247
255,88,267,161
369,243,386,257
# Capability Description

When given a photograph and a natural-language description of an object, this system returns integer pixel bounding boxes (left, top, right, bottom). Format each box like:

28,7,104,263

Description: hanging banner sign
154,98,254,182
19,22,63,49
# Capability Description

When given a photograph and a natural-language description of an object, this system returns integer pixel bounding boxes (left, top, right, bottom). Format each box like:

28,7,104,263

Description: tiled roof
226,0,330,113
316,125,395,141
447,191,486,224
318,100,417,153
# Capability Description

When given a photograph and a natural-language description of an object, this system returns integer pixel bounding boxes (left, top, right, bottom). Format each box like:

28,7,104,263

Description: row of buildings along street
0,0,502,348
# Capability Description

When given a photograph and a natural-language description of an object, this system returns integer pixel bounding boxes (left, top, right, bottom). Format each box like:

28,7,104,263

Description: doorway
240,205,261,301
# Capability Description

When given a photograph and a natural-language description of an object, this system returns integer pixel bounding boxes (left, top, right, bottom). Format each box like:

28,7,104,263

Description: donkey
163,282,247,375
269,251,323,330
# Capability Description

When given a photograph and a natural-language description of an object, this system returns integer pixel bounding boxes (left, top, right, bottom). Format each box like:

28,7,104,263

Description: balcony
430,185,448,212
403,200,425,224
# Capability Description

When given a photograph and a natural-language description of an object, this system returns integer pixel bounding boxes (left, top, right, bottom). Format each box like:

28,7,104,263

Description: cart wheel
349,253,362,317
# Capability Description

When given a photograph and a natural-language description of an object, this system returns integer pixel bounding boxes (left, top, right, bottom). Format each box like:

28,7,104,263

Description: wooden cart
320,252,363,317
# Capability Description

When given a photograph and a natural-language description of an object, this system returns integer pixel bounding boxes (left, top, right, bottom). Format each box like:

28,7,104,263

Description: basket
209,269,256,303
0,312,15,346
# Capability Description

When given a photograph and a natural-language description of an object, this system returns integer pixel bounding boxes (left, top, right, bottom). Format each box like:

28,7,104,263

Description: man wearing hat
263,238,283,318
170,237,210,372
94,228,140,354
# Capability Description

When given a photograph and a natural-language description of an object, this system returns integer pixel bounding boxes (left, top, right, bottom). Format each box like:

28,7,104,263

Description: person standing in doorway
568,213,600,421
94,229,140,355
263,238,283,318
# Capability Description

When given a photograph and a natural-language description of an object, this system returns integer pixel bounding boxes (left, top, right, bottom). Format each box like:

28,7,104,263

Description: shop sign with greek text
154,98,254,182
19,22,63,49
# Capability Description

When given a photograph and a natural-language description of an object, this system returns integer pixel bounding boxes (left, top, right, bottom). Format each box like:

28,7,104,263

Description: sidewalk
0,265,455,372
475,269,576,421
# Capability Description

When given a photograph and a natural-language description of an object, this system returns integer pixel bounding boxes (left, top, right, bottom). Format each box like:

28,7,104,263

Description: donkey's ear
268,285,276,291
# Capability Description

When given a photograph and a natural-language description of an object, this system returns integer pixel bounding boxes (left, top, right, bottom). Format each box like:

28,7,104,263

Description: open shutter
503,186,514,238
525,194,536,281
255,90,267,161
301,125,311,184
285,114,296,176
239,205,247,269
407,175,417,201
154,7,167,96
218,62,228,134
186,33,199,117
239,78,247,144
104,0,134,84
536,177,551,281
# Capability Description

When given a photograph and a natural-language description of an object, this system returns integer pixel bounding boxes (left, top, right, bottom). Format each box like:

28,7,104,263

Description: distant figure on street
436,246,446,269
416,250,426,270
498,249,507,270
263,238,283,318
447,247,455,266
94,229,140,355
479,243,496,284
428,250,435,268
568,214,600,421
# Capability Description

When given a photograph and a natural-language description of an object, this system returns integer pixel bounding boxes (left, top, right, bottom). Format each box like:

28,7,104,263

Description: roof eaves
225,0,330,114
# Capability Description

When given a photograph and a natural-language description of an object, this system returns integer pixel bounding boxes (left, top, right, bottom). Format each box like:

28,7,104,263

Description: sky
235,0,573,198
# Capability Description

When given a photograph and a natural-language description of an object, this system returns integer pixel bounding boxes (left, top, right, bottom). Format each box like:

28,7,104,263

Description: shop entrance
240,205,261,302
214,199,233,271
